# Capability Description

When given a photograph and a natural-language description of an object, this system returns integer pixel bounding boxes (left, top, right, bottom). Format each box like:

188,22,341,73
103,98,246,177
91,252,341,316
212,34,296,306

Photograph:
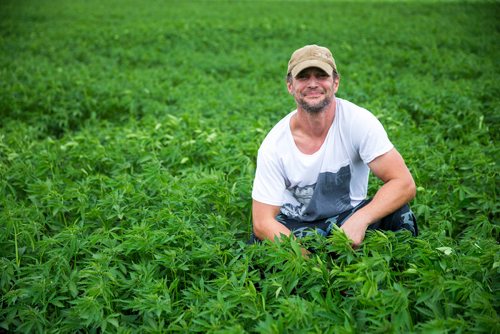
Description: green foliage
0,0,498,333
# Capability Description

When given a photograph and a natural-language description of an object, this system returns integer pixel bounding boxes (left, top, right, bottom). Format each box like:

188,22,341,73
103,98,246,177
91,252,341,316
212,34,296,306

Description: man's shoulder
337,98,380,124
337,98,372,115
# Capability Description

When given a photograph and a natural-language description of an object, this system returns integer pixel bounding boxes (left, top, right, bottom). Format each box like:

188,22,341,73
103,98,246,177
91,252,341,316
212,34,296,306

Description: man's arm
252,200,311,257
252,200,291,241
340,148,416,246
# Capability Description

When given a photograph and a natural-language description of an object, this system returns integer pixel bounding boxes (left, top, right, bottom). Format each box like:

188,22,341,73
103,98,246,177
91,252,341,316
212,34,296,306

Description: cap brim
291,60,333,77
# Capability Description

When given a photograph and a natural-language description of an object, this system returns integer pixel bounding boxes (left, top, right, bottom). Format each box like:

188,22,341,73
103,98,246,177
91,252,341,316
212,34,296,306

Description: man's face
287,67,339,114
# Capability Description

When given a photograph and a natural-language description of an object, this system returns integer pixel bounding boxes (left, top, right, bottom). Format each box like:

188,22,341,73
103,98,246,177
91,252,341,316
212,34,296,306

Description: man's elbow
252,219,265,241
252,218,286,242
253,217,275,241
406,176,417,201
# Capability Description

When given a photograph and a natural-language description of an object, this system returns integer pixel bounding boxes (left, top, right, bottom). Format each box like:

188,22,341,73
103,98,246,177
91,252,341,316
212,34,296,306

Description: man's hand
339,211,371,247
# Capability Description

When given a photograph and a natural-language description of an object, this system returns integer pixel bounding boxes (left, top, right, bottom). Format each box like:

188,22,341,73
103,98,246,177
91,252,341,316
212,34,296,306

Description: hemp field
0,0,498,332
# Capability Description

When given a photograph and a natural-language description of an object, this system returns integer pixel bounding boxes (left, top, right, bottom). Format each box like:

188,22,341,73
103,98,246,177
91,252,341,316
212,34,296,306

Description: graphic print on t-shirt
281,165,353,222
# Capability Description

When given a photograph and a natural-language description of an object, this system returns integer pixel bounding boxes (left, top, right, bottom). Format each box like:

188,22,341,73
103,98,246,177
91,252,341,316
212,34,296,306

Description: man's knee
376,204,418,236
400,206,418,236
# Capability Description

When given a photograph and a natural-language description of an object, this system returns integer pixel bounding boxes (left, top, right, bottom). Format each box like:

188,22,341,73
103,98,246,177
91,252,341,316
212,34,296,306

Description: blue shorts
248,199,418,243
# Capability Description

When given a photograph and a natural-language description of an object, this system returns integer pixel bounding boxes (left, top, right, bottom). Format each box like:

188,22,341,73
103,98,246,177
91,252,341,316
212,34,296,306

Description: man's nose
307,76,319,87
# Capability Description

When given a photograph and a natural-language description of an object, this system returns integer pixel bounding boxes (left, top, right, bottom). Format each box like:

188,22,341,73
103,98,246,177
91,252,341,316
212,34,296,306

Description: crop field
0,0,499,332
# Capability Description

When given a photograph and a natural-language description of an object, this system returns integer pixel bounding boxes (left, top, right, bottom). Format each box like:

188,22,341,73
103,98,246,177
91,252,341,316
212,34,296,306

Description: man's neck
293,98,336,138
290,99,336,155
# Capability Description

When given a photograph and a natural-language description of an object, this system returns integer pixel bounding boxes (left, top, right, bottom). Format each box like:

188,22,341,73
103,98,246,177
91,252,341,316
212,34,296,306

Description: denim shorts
248,199,418,243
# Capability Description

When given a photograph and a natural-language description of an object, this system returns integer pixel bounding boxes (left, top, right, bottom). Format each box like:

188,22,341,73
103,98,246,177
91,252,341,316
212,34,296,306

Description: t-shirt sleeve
251,148,286,206
351,110,394,164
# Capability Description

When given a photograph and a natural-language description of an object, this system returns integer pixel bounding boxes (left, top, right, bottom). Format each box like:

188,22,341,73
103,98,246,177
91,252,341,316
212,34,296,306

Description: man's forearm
355,177,416,225
361,148,416,225
339,177,415,246
252,200,292,242
253,217,311,257
253,218,292,241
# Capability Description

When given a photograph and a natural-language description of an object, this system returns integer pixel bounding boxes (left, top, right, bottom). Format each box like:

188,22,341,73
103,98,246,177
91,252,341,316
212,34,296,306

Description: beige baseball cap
287,45,337,78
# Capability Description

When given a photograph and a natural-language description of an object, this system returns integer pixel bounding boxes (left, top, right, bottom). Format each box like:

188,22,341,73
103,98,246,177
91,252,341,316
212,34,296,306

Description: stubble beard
298,95,332,114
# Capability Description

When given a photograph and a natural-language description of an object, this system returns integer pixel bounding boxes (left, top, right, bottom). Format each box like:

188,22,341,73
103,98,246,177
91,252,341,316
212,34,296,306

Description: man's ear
333,76,340,94
286,80,293,95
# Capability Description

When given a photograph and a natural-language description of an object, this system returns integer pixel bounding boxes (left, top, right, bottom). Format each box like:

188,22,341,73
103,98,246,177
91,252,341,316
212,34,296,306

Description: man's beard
298,95,332,114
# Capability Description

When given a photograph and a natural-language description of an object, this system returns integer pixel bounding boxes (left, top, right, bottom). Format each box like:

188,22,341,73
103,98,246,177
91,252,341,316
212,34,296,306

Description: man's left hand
339,212,371,247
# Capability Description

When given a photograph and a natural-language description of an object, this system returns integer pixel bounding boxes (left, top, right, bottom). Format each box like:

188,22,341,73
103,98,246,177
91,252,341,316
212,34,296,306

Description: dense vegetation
1,0,498,332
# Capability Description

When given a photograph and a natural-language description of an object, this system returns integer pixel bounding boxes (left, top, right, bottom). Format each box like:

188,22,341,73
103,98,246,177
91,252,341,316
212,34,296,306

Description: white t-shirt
252,98,394,222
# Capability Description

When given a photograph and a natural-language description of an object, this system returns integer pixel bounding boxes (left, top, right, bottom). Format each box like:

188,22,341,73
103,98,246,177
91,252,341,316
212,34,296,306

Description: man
250,45,417,249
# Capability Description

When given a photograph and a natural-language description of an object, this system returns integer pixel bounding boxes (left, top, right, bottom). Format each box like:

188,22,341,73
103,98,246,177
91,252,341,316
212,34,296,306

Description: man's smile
303,90,324,98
